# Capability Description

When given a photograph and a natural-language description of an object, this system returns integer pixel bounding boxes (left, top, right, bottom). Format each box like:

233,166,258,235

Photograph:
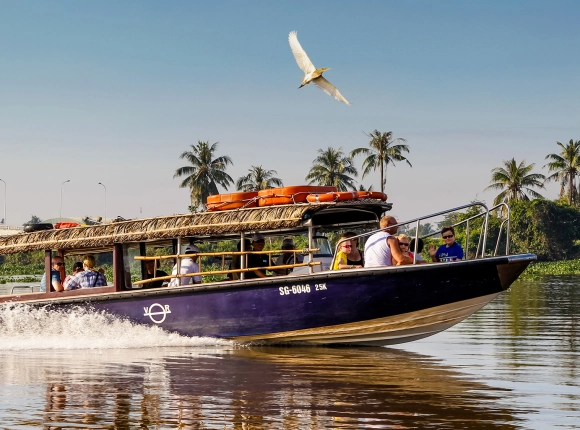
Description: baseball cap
252,233,265,242
282,238,295,248
184,245,200,253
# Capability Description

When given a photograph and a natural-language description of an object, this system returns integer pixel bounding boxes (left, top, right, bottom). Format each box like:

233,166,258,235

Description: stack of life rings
206,186,388,211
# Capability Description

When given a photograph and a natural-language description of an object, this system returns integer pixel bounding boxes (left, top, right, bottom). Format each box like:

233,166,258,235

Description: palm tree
305,147,357,191
173,141,234,209
236,166,283,191
544,139,580,205
485,158,546,205
350,130,411,193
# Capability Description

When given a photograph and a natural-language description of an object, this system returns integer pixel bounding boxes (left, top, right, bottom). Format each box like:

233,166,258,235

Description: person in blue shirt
39,256,64,292
429,226,464,262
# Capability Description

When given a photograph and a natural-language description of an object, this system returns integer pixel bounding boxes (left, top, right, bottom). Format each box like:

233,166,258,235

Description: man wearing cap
169,245,202,286
246,233,269,279
273,237,304,275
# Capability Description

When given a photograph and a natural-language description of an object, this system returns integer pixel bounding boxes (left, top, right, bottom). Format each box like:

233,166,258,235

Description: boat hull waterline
7,254,534,346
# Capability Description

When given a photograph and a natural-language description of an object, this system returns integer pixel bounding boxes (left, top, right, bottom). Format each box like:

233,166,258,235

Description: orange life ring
258,186,337,206
334,191,358,201
306,193,337,203
366,191,388,201
54,222,80,229
356,191,370,199
206,192,259,211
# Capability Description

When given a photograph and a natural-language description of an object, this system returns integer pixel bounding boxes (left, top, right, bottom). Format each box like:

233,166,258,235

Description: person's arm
252,269,269,278
389,237,413,265
428,244,439,262
52,280,64,292
64,276,77,291
332,252,347,270
337,263,362,269
52,272,64,292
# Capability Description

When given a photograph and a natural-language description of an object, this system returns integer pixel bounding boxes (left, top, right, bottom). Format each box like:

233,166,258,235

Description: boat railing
419,202,510,258
333,201,511,265
133,248,321,286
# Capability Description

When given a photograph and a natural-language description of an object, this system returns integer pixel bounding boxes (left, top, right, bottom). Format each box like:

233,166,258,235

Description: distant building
0,225,24,236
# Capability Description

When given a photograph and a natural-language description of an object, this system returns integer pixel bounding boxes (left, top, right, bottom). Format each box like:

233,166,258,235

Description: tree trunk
380,162,384,194
569,174,573,205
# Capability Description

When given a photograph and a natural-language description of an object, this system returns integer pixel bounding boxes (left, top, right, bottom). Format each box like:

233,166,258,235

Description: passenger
64,255,107,290
397,234,426,264
230,239,251,280
63,261,84,289
169,246,202,286
429,226,464,262
409,237,424,254
333,235,363,270
344,232,364,266
273,237,304,275
39,256,65,292
364,216,413,267
143,260,169,288
246,233,269,278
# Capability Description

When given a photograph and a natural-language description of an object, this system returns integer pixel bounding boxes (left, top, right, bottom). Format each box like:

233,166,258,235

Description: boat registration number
279,283,327,296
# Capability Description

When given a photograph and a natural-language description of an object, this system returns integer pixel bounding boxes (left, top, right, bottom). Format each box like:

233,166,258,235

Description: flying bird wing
313,76,350,105
288,31,316,74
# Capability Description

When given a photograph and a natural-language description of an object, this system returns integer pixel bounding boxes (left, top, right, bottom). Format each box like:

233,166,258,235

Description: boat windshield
312,236,333,257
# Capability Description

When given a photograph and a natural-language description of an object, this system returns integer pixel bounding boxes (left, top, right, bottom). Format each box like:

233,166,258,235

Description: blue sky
0,0,578,225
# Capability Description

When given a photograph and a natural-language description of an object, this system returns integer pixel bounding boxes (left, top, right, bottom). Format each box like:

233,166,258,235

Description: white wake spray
0,303,232,350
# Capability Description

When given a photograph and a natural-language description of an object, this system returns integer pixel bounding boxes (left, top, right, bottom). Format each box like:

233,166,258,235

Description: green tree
236,166,283,191
485,158,546,205
305,147,358,191
350,130,411,193
174,141,234,210
23,215,42,226
544,139,580,206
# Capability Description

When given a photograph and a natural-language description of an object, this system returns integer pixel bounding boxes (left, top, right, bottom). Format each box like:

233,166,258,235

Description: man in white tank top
364,216,413,267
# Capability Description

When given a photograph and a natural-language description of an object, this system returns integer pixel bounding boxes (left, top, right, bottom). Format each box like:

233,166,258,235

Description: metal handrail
11,285,35,294
413,202,510,258
332,202,498,266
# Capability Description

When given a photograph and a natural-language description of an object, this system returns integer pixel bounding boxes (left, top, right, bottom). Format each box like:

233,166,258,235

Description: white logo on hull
144,303,171,324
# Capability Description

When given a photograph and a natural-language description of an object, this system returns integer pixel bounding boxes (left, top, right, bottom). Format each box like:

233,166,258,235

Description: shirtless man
364,216,413,267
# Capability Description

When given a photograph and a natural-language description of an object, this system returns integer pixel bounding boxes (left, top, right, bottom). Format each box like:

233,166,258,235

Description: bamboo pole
132,261,322,286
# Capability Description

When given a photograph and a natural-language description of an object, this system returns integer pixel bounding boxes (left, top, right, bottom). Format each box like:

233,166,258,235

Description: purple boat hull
45,254,533,346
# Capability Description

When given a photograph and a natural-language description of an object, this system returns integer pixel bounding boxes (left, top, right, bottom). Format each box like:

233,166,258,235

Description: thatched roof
0,200,390,255
0,203,318,254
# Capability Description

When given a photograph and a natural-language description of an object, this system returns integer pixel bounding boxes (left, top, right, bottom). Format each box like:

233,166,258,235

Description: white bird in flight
288,31,350,105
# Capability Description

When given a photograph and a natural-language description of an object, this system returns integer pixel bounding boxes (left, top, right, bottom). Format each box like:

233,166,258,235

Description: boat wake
0,304,232,351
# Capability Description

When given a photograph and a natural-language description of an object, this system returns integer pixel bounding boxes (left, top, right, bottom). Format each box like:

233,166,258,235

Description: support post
176,237,182,286
308,226,314,274
44,250,52,293
113,243,124,291
240,232,246,280
139,242,146,281
57,250,65,282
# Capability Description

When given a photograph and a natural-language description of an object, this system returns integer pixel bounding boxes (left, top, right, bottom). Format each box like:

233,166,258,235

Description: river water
0,276,578,429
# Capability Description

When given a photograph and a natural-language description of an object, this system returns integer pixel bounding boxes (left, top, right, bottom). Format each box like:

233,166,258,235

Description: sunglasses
399,243,409,246
442,234,454,239
342,244,352,248
55,262,65,266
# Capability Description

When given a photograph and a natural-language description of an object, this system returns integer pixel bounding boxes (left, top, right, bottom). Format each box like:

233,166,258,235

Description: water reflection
0,346,525,429
0,277,579,428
